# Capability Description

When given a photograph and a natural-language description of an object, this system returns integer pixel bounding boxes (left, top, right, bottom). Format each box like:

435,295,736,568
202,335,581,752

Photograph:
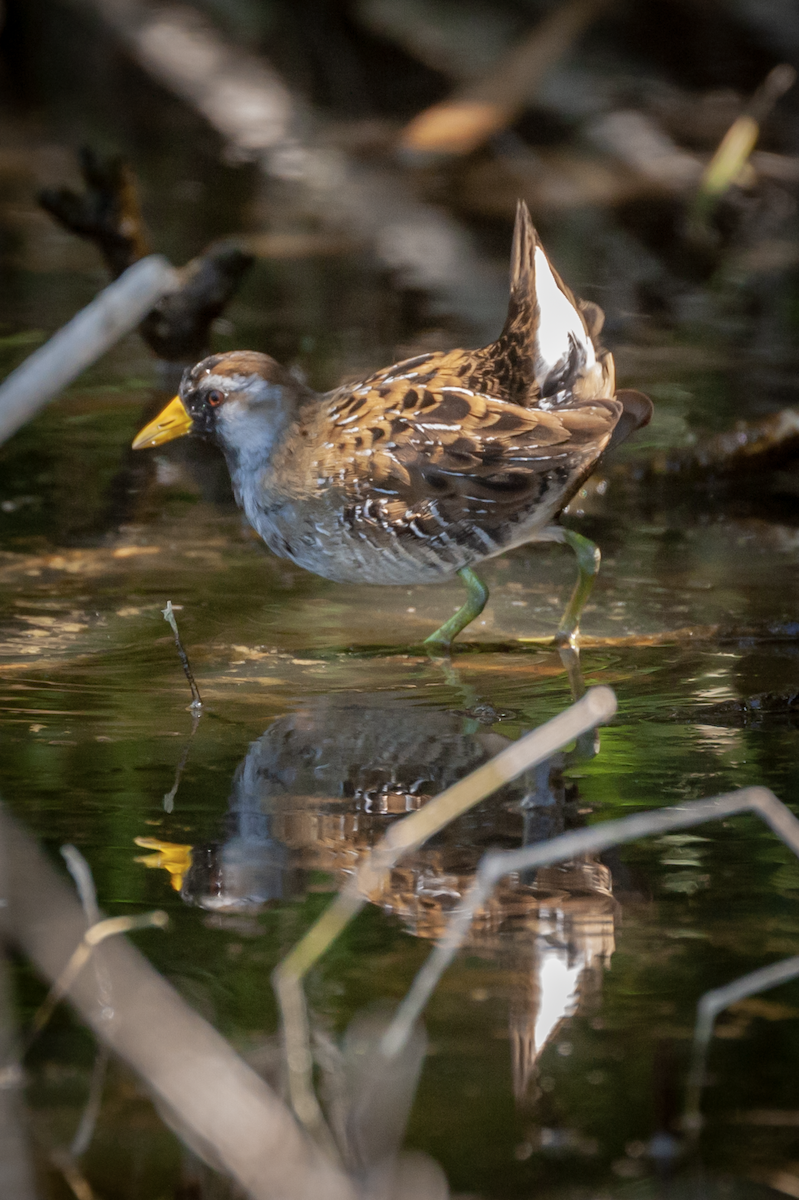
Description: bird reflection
136,695,616,1100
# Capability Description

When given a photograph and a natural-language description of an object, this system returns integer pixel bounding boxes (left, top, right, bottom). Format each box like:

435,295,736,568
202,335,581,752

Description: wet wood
40,147,151,277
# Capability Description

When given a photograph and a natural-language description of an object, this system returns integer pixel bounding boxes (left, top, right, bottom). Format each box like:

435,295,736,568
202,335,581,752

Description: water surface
1,100,799,1200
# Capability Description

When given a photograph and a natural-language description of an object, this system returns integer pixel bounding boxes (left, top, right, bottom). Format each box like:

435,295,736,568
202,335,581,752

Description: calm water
1,97,799,1200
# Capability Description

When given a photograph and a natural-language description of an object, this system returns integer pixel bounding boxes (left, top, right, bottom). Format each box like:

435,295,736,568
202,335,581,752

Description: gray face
178,351,296,453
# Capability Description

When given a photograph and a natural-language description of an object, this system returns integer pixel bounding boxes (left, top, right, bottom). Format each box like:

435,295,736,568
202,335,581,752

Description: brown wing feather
313,370,621,542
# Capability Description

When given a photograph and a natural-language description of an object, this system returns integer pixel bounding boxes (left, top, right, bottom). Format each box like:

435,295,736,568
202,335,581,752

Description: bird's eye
207,389,223,407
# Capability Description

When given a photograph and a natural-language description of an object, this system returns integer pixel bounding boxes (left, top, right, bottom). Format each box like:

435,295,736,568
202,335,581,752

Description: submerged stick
273,686,617,1140
380,786,799,1062
0,256,179,446
40,147,151,279
162,601,203,710
70,1046,110,1159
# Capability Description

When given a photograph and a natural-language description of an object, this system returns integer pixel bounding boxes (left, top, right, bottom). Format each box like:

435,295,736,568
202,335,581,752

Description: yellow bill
134,837,193,891
132,395,193,449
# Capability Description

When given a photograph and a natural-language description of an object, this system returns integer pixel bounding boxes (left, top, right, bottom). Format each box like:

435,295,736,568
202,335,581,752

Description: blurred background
1,2,799,1199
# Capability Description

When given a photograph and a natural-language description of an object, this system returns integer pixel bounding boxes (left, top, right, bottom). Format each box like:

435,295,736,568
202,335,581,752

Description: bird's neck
217,392,304,483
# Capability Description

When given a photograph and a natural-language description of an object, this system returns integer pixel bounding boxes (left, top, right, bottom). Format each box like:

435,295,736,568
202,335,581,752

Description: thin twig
3,806,357,1200
51,849,111,1190
26,912,168,1049
51,1149,100,1200
60,845,113,1035
162,601,202,710
693,63,796,227
61,846,101,927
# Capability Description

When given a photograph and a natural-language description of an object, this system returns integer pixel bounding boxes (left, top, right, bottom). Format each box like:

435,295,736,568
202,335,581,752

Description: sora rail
133,202,652,648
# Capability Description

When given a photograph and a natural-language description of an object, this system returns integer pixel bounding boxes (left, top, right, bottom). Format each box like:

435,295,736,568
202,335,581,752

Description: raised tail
492,200,601,406
508,198,539,303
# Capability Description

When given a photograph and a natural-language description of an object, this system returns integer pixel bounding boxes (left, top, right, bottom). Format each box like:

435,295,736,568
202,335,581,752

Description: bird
132,201,652,649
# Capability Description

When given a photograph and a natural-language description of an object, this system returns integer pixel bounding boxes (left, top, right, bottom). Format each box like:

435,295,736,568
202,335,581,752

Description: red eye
207,389,223,407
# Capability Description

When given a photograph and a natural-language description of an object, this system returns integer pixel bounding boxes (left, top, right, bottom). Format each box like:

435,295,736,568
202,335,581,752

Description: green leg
555,528,600,645
424,567,488,651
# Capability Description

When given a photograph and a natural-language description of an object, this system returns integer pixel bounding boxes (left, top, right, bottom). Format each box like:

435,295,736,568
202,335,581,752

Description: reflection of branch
161,601,203,812
684,952,799,1137
71,1046,110,1159
382,787,799,1066
162,708,202,814
273,686,616,1144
